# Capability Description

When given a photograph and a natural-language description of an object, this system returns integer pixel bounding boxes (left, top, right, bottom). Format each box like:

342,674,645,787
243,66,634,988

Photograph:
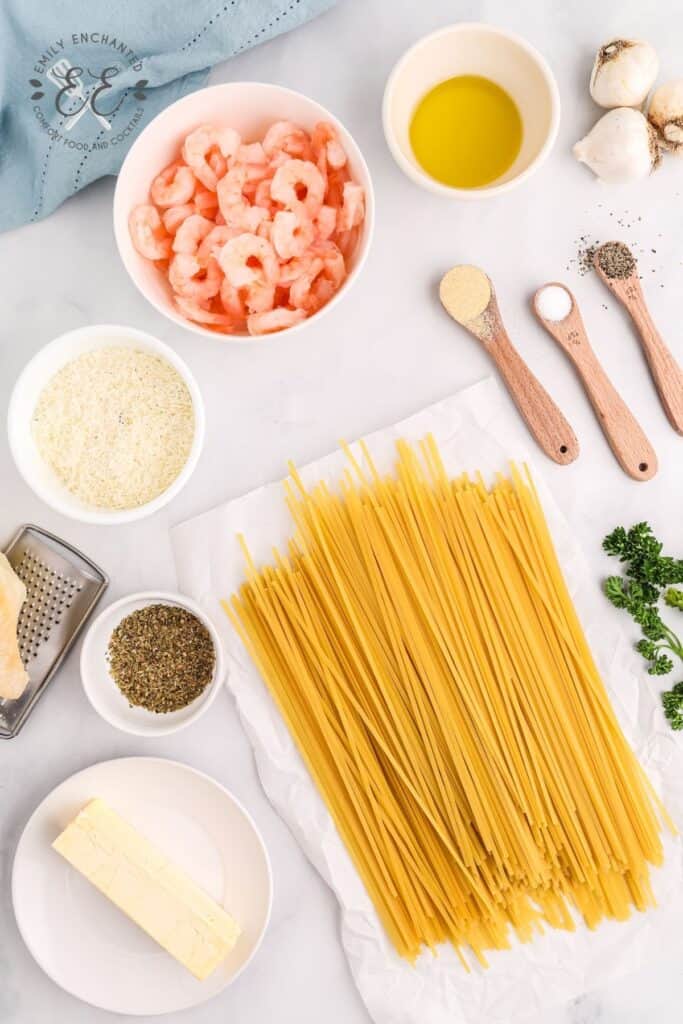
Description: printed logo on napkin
28,33,148,152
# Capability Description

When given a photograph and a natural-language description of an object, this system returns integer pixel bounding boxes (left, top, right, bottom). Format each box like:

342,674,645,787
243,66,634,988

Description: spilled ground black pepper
574,238,600,276
108,603,215,712
567,210,666,285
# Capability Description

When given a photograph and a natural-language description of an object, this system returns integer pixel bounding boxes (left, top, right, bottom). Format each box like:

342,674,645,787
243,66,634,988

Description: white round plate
12,758,272,1016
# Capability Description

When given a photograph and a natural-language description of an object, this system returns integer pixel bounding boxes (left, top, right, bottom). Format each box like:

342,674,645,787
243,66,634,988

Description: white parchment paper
171,379,683,1024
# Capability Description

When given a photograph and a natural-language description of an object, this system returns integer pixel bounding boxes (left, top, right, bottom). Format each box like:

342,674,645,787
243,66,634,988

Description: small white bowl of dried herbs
81,591,224,736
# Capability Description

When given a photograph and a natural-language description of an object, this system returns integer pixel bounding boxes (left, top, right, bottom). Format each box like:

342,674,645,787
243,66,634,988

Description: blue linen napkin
0,0,335,231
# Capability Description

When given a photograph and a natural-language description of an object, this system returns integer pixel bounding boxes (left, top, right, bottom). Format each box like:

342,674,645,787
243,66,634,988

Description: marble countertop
2,1,683,1021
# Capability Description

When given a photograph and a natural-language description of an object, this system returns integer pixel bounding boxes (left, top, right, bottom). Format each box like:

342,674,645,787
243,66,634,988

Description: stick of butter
52,798,240,980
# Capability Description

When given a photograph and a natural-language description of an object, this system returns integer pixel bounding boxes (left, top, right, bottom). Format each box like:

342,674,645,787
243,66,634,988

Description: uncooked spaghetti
224,437,672,967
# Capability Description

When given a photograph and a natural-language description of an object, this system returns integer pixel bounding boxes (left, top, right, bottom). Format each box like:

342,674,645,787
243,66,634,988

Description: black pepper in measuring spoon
596,241,637,280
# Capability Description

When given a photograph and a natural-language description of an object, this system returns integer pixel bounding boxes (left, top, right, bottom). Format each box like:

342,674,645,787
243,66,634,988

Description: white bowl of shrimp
114,82,374,341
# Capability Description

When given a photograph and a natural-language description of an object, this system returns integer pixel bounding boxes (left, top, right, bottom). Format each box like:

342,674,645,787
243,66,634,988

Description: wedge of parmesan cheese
31,347,194,510
0,553,28,700
53,799,240,980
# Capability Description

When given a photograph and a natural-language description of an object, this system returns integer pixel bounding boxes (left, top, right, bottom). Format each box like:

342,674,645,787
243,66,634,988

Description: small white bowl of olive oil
383,23,560,198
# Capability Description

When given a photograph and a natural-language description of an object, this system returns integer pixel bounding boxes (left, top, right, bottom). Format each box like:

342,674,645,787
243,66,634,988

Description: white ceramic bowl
114,81,375,343
7,324,205,525
80,591,224,737
383,23,560,198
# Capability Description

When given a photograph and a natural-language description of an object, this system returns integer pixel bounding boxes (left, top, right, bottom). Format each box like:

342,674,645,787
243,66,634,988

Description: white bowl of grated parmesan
8,325,205,524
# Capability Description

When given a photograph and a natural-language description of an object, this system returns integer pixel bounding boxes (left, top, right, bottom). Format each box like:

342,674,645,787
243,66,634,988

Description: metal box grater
1,525,108,739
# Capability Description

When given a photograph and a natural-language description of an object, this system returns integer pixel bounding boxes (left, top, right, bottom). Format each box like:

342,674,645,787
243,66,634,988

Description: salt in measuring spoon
439,265,579,465
593,241,683,435
533,282,657,481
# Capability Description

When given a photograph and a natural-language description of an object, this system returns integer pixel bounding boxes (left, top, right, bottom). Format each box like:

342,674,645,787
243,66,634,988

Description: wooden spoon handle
488,331,579,464
628,301,683,435
571,345,657,480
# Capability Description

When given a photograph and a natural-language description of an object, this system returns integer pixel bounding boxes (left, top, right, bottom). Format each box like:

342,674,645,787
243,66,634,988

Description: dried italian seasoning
108,603,215,713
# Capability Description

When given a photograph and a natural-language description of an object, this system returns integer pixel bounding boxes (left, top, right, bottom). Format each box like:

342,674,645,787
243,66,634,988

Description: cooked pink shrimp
129,204,172,260
337,182,365,231
207,149,227,182
313,241,346,287
257,219,273,242
311,274,336,308
223,202,268,233
218,234,279,288
290,246,345,314
150,162,196,207
253,178,274,211
169,253,221,302
271,208,314,259
237,142,267,166
219,278,247,321
194,187,219,216
245,163,271,185
271,159,325,217
292,278,337,317
262,121,311,159
315,204,337,241
336,227,359,260
247,307,307,336
162,203,194,234
197,225,240,265
175,295,235,328
325,166,350,208
274,284,291,307
277,254,315,287
244,279,276,314
243,180,257,202
268,149,291,171
216,165,247,218
172,214,214,254
134,120,364,336
289,257,325,309
182,124,240,190
312,122,347,172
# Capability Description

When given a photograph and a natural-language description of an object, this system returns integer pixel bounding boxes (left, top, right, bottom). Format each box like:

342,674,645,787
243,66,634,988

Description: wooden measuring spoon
439,266,579,465
533,283,657,481
593,241,683,434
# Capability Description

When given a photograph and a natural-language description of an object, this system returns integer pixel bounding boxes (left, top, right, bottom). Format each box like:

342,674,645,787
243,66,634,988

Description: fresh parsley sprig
662,683,683,731
603,523,683,731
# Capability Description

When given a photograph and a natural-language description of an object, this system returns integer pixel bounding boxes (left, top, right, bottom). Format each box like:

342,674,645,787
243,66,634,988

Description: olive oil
409,75,523,189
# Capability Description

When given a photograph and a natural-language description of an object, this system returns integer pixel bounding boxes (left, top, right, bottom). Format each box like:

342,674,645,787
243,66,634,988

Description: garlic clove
573,108,661,184
589,39,659,109
648,79,683,154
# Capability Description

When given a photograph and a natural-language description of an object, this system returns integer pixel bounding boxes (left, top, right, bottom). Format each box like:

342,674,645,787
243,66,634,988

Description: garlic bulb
573,108,661,183
648,79,683,153
589,39,659,108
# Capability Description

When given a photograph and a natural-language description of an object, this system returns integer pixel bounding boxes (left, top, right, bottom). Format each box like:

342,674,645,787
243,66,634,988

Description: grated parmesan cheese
32,347,195,510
